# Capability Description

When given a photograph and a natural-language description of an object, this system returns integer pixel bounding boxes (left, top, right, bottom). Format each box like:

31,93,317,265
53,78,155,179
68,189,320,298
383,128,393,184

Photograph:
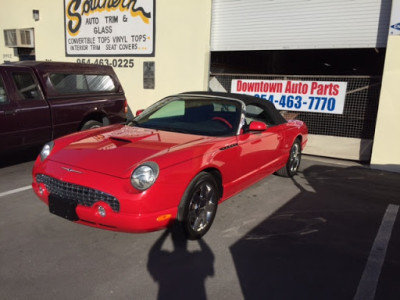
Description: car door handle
4,110,17,116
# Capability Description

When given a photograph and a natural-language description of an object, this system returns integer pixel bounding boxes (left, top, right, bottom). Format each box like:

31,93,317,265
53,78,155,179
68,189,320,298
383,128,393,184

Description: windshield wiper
126,119,142,127
153,126,190,134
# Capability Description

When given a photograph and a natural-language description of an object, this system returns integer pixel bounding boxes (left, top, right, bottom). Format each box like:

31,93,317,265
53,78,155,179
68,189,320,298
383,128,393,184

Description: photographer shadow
147,223,215,300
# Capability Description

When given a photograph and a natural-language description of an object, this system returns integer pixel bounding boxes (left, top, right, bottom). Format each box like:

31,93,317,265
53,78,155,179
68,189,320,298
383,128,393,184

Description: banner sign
231,79,348,114
64,0,155,57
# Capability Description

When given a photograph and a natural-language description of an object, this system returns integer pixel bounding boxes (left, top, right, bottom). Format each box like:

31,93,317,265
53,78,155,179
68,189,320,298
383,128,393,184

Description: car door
4,66,52,149
236,103,286,181
0,70,22,152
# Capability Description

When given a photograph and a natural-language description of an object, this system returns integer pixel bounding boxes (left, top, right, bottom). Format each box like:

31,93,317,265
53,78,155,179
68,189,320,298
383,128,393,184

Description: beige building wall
0,2,37,61
370,35,400,173
0,0,212,111
1,1,399,172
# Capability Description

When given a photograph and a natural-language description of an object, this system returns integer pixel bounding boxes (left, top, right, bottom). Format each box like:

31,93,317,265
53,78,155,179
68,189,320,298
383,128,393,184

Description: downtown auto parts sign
232,79,348,114
65,0,155,56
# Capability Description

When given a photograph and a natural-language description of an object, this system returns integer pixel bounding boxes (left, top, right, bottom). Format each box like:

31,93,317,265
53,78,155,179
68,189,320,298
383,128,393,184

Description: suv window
0,77,7,104
12,72,42,100
49,73,116,94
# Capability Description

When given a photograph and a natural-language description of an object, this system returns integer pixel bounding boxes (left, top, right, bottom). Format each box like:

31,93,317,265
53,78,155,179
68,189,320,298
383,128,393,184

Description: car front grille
36,174,120,212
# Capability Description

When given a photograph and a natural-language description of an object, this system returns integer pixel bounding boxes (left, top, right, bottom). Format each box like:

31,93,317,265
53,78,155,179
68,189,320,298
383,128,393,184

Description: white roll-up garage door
211,0,392,51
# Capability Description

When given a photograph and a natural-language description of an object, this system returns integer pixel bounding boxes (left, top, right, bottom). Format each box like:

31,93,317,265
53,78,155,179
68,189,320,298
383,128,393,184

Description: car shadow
147,222,215,300
229,164,400,300
0,146,41,168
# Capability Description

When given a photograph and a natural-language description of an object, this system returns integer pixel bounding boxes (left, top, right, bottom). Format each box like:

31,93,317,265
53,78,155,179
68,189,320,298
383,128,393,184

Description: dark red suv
0,61,127,152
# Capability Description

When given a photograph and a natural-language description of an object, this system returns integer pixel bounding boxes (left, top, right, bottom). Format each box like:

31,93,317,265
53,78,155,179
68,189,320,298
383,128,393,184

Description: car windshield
132,96,242,136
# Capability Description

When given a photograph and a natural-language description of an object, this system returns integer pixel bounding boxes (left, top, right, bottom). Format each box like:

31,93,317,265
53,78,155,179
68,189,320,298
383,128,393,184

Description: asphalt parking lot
1,150,400,300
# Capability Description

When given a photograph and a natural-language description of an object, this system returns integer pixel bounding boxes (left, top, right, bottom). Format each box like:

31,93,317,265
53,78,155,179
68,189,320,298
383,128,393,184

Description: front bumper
32,160,178,233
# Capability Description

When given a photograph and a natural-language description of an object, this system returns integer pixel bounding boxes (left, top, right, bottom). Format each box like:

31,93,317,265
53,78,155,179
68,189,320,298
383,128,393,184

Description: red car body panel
32,93,308,234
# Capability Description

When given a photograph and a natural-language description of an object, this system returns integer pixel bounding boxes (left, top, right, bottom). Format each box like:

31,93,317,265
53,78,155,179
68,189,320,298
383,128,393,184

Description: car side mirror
136,109,144,116
248,121,267,131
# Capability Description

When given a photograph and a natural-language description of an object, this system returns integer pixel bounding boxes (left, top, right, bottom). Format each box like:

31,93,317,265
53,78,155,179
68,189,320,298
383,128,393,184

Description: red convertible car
32,92,308,239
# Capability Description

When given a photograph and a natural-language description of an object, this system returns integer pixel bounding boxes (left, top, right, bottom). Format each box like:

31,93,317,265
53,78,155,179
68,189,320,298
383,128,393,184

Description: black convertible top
179,91,287,125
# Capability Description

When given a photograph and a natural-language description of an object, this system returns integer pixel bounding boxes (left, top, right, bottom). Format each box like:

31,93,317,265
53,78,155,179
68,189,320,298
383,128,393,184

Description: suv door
0,70,22,152
4,67,52,150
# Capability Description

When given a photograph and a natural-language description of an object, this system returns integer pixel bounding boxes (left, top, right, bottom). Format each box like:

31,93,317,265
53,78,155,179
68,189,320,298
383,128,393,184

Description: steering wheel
212,117,232,128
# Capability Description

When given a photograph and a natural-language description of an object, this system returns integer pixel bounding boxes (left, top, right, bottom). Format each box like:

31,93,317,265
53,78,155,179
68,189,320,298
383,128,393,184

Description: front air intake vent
36,174,120,212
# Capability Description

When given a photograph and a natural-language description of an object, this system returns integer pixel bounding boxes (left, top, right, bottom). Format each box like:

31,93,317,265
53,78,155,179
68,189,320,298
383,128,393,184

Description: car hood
48,126,218,178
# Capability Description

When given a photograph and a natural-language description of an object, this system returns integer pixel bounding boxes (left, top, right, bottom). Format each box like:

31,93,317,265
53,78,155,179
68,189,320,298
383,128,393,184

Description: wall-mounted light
33,10,39,22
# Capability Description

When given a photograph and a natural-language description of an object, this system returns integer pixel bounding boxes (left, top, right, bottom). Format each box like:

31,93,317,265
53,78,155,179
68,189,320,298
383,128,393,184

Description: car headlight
40,141,54,161
131,162,159,191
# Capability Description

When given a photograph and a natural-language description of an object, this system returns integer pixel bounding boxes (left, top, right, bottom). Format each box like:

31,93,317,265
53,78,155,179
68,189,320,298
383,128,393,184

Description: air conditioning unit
3,28,34,48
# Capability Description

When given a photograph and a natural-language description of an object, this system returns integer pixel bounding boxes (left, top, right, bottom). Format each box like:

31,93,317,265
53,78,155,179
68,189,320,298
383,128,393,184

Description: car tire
81,120,102,130
181,172,219,240
276,138,301,177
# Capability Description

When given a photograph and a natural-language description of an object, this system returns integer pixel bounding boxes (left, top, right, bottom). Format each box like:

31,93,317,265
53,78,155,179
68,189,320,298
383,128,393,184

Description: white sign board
231,79,348,114
389,0,400,35
64,0,155,56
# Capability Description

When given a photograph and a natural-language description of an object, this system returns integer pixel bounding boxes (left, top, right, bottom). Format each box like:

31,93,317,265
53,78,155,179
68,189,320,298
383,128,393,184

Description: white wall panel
211,0,392,51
